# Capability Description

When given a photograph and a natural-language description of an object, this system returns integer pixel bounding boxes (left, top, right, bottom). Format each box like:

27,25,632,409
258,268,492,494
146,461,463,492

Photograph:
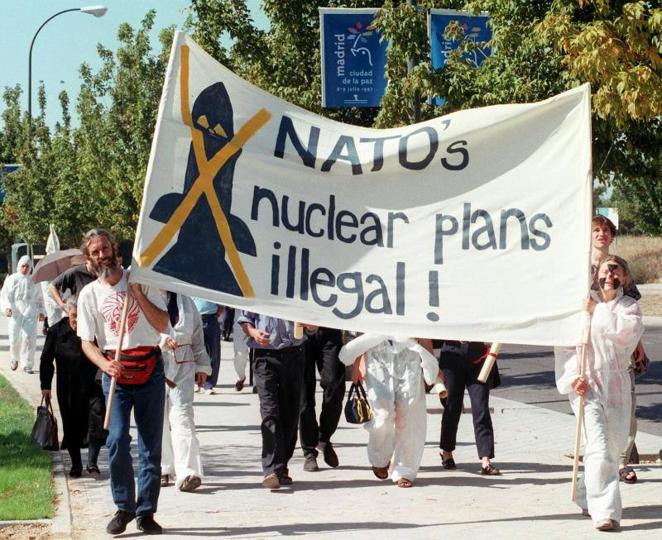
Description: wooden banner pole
571,342,589,501
103,286,133,430
477,342,502,383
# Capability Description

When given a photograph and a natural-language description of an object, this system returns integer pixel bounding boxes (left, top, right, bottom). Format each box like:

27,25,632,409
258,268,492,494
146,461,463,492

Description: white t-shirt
77,271,166,351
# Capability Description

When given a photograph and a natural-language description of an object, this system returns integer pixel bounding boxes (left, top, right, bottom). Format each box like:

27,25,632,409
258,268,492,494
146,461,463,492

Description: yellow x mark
139,44,271,298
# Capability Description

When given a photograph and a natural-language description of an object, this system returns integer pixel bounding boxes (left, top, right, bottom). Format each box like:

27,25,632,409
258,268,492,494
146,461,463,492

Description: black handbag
344,382,373,424
31,397,59,451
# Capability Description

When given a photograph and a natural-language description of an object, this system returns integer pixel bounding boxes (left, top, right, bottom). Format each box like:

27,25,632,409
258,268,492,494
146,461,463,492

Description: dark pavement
492,319,662,439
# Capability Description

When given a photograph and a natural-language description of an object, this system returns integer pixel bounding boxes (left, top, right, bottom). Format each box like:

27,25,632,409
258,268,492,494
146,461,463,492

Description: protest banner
132,32,592,347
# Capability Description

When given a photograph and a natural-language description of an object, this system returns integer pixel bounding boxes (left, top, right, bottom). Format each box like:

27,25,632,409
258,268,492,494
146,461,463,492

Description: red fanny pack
104,346,159,385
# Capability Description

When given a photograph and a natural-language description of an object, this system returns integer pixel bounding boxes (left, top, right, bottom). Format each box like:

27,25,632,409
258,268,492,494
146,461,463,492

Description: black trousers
439,352,495,459
253,345,305,476
299,328,345,456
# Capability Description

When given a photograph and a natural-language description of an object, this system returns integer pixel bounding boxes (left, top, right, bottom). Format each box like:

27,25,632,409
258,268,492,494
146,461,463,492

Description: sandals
372,465,389,480
619,466,637,484
480,463,501,476
397,478,413,488
160,474,170,487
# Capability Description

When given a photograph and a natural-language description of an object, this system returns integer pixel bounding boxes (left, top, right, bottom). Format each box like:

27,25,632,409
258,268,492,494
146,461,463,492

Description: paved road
493,318,662,440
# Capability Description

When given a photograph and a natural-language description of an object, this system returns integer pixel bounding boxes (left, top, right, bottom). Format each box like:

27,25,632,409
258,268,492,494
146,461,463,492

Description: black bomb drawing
149,82,256,295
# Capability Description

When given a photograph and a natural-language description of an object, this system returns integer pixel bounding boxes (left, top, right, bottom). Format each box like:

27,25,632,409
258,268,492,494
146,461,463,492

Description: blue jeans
201,314,221,389
102,359,165,516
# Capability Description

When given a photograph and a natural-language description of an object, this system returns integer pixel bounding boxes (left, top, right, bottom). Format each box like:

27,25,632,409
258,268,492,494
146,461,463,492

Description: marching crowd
0,215,648,535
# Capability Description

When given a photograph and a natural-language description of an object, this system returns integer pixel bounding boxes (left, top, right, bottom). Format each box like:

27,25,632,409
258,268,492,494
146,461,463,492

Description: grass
0,374,55,520
612,235,662,284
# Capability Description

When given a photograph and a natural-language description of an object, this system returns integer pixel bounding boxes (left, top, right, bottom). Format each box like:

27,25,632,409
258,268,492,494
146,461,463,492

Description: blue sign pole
319,8,389,108
429,9,492,105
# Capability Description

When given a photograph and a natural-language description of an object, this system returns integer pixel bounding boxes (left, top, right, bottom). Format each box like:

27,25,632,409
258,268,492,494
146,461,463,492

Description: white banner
132,32,592,346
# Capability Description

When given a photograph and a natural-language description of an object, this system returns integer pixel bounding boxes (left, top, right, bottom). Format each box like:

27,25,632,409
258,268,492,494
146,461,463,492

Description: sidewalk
1,318,661,539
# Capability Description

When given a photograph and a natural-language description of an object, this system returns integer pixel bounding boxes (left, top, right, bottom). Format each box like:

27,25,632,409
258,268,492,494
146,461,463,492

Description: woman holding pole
555,255,643,531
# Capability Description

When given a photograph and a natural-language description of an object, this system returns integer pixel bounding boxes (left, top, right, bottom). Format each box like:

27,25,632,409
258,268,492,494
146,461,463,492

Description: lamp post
27,5,108,133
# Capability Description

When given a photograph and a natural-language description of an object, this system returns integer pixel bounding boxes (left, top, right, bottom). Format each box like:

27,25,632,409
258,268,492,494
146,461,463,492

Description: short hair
65,297,78,312
599,255,632,288
591,215,616,237
80,228,117,256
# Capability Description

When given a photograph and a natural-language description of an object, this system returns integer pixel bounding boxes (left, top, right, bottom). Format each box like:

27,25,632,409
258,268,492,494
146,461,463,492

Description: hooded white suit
340,335,438,483
555,290,643,526
232,318,249,383
160,294,211,489
1,255,44,371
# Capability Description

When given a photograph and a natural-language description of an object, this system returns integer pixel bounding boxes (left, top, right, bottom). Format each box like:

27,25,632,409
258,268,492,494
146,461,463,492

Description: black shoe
69,466,82,478
86,464,100,476
106,510,135,535
320,441,339,468
278,468,293,485
136,514,163,535
303,454,319,472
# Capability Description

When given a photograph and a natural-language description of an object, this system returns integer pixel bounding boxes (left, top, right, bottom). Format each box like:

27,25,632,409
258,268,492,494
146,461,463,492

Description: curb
51,449,73,538
643,315,662,327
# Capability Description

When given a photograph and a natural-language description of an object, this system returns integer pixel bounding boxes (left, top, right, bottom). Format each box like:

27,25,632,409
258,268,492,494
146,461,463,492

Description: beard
92,250,121,280
99,265,119,281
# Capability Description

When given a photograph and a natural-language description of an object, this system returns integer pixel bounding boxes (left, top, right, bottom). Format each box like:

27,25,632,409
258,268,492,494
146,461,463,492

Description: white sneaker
23,367,34,374
204,387,215,395
10,359,18,371
194,384,200,393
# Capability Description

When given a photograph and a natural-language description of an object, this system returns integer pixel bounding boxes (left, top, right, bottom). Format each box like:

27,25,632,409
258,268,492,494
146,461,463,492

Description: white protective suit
339,335,438,482
1,255,44,371
555,289,643,526
160,294,212,488
232,318,249,382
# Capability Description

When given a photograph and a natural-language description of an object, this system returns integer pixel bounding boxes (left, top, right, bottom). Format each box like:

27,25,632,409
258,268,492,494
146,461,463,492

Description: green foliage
0,12,173,247
0,374,55,520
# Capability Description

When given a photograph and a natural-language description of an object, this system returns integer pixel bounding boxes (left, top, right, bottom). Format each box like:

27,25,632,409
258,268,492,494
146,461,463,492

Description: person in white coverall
160,292,211,491
555,255,643,532
232,317,250,391
1,255,44,372
340,335,437,487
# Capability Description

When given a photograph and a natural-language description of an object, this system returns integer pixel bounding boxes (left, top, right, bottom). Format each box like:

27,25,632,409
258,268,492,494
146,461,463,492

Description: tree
539,0,662,232
0,11,173,247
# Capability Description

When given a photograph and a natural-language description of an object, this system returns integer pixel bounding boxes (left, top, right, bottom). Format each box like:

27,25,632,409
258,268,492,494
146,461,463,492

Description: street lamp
28,5,108,131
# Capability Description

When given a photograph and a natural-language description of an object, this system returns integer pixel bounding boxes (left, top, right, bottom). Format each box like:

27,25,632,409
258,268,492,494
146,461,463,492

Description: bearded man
77,229,169,535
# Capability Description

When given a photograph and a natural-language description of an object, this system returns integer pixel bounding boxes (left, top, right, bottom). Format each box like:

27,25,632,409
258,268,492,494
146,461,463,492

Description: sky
0,0,267,127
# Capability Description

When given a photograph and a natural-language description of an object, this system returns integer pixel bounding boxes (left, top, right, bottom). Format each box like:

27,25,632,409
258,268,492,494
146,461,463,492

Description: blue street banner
319,8,388,108
429,9,492,105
